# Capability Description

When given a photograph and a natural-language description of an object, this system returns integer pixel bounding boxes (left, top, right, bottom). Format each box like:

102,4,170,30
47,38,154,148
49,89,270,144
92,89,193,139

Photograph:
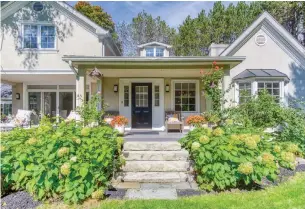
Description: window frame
171,80,199,113
22,23,57,50
238,82,252,104
235,79,285,105
145,47,154,57
156,48,164,57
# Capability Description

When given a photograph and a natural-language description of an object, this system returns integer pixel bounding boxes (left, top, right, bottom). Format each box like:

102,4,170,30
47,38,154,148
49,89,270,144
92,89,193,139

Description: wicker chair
165,111,184,133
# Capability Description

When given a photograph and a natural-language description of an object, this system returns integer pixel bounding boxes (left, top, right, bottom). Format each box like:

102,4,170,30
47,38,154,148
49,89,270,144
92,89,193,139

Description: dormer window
138,42,171,57
146,48,154,57
156,48,164,57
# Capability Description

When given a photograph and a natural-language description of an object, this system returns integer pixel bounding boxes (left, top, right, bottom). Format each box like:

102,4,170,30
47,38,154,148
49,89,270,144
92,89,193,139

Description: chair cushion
66,111,81,121
168,117,180,123
14,110,32,126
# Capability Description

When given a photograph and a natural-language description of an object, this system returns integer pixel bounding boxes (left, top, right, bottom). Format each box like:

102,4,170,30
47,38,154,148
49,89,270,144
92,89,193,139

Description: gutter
63,56,246,62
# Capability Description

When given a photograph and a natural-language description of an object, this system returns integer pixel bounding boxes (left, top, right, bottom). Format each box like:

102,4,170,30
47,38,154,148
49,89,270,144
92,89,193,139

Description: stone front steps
122,161,189,172
123,150,189,161
114,141,192,185
118,172,187,183
123,141,182,151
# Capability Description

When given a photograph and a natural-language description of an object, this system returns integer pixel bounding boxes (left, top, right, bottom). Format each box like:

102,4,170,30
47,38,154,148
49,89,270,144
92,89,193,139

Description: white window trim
171,80,200,113
21,23,57,51
144,46,165,57
234,79,287,105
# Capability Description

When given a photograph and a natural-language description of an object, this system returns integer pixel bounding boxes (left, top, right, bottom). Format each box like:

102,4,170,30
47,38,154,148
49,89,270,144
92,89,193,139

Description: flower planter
115,125,125,135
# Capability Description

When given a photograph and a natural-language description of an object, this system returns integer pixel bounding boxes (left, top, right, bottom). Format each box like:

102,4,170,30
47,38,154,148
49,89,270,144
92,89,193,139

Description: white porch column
222,69,232,108
97,79,102,110
76,68,87,108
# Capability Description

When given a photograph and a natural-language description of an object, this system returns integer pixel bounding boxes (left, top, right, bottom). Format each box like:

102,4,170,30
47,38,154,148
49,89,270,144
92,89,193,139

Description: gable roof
233,69,289,81
1,1,121,55
137,41,172,48
220,11,305,66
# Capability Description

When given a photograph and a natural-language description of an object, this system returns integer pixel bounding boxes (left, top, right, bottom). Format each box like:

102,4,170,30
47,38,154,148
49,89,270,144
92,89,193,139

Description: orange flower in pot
186,115,206,131
111,116,128,134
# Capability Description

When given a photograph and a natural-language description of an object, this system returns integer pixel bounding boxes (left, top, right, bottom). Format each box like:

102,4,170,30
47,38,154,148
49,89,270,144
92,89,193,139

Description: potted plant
111,115,128,134
185,115,206,131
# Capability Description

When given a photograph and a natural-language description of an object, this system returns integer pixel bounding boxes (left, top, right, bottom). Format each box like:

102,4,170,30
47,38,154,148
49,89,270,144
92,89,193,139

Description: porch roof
62,55,246,69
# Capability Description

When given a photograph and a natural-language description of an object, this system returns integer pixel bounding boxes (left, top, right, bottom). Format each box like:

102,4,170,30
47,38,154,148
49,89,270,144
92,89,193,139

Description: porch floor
123,130,187,142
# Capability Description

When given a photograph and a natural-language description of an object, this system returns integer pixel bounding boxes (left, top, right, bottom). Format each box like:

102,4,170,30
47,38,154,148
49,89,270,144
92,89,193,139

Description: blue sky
68,1,234,28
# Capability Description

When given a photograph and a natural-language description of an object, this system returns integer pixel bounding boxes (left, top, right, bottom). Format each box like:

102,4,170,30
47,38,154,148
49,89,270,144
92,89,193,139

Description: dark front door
132,83,152,129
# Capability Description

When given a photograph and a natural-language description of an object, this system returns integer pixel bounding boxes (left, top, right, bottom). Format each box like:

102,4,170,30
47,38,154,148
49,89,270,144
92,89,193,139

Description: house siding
228,29,305,106
1,2,103,71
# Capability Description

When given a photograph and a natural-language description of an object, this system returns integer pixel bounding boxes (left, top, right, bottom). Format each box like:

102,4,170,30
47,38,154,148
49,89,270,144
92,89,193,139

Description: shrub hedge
180,125,300,191
0,118,123,203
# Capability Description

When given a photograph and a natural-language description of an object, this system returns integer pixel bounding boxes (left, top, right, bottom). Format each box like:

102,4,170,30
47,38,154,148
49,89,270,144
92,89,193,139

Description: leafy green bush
1,118,123,203
208,91,305,155
180,125,299,191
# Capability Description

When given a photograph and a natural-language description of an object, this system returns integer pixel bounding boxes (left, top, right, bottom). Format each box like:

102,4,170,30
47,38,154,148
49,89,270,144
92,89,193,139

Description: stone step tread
122,161,189,172
124,142,182,151
119,172,187,183
123,150,189,161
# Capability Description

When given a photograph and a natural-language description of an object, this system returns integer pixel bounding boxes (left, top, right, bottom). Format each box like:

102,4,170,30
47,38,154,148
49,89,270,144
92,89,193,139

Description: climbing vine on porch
201,61,224,111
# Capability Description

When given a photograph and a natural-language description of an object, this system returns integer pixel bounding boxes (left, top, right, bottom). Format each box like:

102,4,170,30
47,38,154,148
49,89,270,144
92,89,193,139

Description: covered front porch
63,56,245,131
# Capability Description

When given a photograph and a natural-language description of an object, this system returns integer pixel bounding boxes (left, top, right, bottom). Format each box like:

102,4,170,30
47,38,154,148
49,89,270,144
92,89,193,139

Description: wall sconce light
165,84,170,92
16,93,20,100
201,89,205,96
113,85,118,92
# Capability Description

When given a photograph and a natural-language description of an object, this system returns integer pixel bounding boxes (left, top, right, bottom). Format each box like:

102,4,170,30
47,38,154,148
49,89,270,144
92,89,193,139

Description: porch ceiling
62,56,246,70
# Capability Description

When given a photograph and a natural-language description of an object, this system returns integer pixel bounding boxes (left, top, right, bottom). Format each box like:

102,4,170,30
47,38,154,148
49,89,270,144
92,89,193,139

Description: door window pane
43,92,56,117
174,82,196,112
135,86,148,107
59,92,73,118
29,92,41,114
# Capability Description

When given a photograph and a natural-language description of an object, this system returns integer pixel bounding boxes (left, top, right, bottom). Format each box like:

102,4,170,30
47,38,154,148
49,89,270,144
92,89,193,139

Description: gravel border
1,191,41,209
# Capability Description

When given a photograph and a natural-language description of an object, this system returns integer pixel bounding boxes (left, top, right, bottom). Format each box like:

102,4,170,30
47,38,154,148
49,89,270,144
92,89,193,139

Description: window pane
146,48,154,57
174,82,196,112
124,86,129,107
40,26,55,49
29,92,41,113
154,85,160,106
156,48,164,57
23,25,37,49
273,83,279,88
239,83,252,104
258,83,264,89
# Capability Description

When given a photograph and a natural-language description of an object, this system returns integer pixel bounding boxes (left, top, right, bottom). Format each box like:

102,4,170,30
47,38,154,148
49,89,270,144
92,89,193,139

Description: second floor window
23,24,55,49
146,48,154,57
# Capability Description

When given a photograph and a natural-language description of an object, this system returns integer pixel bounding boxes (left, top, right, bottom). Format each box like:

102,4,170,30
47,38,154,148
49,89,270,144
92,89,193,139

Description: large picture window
23,24,56,49
174,82,196,112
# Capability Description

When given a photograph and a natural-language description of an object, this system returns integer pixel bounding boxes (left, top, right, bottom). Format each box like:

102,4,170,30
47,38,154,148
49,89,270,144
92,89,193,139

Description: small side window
124,86,129,106
154,85,160,106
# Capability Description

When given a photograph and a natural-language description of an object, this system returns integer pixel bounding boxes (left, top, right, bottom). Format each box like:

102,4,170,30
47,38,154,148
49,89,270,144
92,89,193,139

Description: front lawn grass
41,173,305,209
